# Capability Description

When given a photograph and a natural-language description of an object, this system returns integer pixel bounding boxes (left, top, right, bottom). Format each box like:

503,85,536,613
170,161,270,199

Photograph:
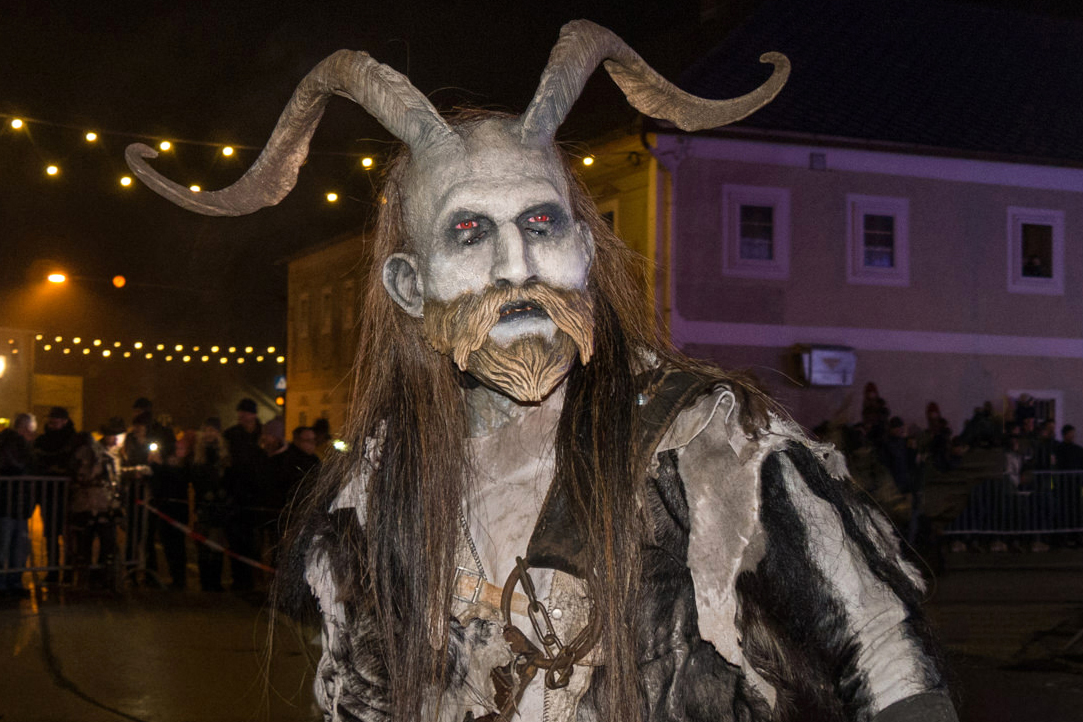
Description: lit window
1007,207,1064,295
721,185,790,279
846,195,910,286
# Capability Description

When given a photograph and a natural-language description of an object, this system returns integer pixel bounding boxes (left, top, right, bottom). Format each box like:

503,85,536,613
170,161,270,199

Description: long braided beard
421,283,594,402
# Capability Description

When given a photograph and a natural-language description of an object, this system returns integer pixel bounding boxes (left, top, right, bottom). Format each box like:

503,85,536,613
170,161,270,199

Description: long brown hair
277,112,774,721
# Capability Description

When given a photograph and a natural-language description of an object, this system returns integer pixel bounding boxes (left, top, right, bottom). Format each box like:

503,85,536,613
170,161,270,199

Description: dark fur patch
736,445,948,722
736,450,868,722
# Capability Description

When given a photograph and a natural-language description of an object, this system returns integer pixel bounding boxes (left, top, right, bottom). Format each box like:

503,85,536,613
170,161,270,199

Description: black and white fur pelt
282,508,391,722
279,507,507,722
735,443,948,722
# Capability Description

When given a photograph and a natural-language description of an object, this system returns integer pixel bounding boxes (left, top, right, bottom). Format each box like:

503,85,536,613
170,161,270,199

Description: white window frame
1007,206,1064,295
845,194,910,286
721,185,790,279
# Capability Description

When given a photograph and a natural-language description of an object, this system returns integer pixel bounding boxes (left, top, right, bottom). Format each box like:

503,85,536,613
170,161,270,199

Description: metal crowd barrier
0,474,154,591
943,471,1083,536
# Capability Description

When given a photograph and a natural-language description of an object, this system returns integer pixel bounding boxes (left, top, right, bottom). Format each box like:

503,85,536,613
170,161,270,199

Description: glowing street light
10,118,24,129
47,273,67,284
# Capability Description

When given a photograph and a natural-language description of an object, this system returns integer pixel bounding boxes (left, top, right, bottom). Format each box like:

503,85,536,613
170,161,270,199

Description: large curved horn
126,49,457,216
520,19,789,142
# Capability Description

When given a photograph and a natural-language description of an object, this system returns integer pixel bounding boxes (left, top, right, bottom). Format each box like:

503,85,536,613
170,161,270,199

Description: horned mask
126,20,788,401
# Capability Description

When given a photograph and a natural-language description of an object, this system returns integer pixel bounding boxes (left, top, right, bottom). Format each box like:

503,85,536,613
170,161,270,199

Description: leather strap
454,567,530,617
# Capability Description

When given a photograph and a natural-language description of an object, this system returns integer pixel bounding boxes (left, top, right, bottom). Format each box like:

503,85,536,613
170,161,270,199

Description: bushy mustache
421,283,594,372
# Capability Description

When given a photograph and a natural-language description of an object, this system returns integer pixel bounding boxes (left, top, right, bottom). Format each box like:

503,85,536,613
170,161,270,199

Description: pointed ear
382,253,425,317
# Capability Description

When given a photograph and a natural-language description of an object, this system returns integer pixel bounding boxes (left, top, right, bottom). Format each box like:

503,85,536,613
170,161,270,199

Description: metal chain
457,506,487,581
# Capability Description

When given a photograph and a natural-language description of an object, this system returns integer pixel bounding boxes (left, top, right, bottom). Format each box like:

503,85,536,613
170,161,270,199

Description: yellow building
284,233,367,436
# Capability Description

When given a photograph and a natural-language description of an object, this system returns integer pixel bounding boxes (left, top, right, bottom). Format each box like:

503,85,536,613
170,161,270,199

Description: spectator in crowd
0,413,37,599
254,417,287,567
921,402,954,471
149,430,195,590
123,411,158,578
1058,425,1083,471
192,418,229,592
1032,419,1058,472
860,381,890,447
1014,393,1038,428
273,426,321,520
259,417,287,458
1054,424,1083,536
32,406,76,585
880,416,916,496
311,418,332,460
960,401,1001,448
69,418,126,589
223,398,263,592
132,397,175,458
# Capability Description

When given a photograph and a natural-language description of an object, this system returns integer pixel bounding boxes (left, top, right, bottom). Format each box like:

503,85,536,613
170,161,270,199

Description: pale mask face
382,120,595,402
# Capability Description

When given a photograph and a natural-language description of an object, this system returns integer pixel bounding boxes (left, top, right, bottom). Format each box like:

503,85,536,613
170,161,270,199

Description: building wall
0,329,34,426
658,134,1083,433
286,234,368,436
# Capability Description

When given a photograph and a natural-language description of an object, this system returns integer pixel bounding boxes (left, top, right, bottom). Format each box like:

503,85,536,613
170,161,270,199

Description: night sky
0,0,724,349
3,0,1074,349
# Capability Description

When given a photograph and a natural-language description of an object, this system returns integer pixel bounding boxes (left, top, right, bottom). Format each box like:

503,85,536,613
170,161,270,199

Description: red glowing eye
528,214,551,223
455,219,479,230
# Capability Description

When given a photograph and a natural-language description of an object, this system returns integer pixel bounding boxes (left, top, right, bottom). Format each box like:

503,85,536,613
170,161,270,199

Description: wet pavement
0,584,317,722
2,561,1083,721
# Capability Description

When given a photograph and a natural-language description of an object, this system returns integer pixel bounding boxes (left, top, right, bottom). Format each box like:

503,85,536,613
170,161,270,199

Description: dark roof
677,0,1083,165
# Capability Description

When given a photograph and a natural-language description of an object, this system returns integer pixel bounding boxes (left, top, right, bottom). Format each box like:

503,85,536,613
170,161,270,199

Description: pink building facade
639,132,1082,433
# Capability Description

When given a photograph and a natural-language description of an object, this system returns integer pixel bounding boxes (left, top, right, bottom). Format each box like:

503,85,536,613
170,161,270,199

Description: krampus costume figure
128,20,956,722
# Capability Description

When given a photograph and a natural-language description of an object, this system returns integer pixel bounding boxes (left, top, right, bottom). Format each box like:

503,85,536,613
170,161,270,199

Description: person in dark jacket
32,406,76,585
0,413,37,598
222,398,264,592
69,420,125,589
266,426,320,550
192,418,229,592
149,431,194,590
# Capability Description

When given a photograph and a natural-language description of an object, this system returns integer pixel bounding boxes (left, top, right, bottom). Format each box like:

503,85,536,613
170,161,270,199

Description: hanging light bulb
221,146,234,156
10,118,24,129
85,131,98,142
120,176,133,187
159,140,172,151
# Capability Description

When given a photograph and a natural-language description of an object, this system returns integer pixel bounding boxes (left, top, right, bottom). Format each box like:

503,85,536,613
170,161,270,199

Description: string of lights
14,335,285,365
1,111,602,203
1,111,381,204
